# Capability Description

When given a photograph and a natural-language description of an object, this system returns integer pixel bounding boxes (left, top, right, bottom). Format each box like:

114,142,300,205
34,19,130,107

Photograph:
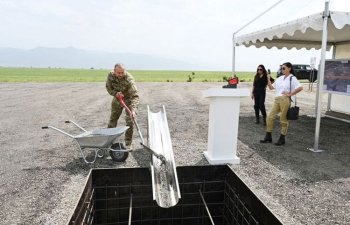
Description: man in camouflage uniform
106,63,139,148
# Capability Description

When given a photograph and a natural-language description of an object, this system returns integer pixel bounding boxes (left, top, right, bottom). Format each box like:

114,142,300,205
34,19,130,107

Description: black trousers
254,90,267,118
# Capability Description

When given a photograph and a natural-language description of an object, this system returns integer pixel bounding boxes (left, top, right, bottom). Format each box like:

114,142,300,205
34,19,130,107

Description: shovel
116,93,166,162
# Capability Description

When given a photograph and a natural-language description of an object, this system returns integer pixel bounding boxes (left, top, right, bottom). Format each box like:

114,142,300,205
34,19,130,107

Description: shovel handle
116,93,143,141
116,93,133,118
116,94,166,163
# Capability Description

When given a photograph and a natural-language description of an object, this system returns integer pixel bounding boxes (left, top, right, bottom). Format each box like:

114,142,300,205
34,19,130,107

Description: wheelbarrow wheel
97,149,106,158
110,143,129,162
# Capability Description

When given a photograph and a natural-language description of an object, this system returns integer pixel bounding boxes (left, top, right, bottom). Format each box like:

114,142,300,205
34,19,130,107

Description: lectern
203,88,249,164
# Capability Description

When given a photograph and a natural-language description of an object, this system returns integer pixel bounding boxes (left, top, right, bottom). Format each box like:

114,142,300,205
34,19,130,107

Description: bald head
114,63,125,69
114,63,125,78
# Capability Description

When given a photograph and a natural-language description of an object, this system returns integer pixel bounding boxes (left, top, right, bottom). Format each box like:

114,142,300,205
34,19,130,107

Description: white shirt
272,74,301,102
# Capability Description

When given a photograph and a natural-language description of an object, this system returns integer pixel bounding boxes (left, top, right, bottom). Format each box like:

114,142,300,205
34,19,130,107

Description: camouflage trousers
107,97,135,146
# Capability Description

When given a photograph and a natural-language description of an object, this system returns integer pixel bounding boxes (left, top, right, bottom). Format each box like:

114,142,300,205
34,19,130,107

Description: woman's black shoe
255,117,260,124
275,134,285,146
260,132,272,143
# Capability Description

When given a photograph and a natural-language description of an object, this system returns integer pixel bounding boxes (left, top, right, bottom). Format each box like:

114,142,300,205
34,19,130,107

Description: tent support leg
308,1,330,153
327,94,332,111
232,35,236,76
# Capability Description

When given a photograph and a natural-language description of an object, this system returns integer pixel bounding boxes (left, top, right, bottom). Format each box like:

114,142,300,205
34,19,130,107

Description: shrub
187,72,195,82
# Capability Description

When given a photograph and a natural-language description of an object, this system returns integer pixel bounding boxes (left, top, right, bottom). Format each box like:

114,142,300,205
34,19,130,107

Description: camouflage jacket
106,71,139,110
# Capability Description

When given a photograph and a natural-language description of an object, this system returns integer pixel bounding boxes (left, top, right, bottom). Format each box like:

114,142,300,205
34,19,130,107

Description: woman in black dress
251,65,268,125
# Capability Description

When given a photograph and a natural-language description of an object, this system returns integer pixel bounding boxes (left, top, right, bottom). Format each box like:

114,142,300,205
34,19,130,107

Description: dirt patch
0,82,349,225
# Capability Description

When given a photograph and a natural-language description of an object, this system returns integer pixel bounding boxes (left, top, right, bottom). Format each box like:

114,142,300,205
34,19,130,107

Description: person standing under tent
260,62,303,146
251,65,269,125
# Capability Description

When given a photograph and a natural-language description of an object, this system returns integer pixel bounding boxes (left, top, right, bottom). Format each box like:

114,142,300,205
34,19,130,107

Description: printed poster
323,59,350,96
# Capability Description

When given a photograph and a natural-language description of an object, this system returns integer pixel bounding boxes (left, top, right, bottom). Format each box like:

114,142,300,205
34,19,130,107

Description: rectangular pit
68,165,283,225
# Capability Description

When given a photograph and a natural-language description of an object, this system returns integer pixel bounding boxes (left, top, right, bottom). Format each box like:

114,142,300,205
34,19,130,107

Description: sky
0,0,349,71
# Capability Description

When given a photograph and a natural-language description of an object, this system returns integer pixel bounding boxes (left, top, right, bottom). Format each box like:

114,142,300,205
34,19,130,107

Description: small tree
187,72,195,82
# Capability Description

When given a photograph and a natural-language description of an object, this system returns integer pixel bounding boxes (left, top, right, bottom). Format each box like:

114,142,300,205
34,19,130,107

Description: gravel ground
0,82,349,225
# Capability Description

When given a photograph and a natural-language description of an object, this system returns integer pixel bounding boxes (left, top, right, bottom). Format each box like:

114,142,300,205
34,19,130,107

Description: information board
323,59,350,96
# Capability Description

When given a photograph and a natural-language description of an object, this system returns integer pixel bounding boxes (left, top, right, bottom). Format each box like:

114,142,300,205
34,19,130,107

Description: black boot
260,132,272,143
263,117,266,126
275,134,285,146
255,117,260,124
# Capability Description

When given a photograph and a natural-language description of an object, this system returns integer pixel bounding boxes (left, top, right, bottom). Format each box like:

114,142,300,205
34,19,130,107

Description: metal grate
68,166,282,225
80,180,258,225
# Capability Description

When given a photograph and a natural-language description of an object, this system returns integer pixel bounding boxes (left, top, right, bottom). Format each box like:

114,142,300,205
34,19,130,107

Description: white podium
203,88,250,165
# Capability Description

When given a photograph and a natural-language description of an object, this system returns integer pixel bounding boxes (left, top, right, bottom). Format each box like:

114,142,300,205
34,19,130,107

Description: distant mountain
0,47,194,70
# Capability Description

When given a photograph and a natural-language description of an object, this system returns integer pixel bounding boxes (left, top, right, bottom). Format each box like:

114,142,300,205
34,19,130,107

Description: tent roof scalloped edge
235,11,350,50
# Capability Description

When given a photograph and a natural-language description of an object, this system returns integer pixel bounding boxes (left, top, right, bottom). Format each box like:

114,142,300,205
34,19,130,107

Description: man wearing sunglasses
106,63,139,149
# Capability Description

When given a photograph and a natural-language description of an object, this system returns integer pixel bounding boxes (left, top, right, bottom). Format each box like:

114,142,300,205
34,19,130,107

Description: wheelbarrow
42,120,131,164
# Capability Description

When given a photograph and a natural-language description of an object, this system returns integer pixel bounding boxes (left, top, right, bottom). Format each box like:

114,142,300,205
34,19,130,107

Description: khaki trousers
266,96,291,135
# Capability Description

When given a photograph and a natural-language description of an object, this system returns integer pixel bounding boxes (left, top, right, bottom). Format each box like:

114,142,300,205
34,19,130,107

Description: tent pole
232,34,236,76
233,0,285,35
332,44,337,59
231,0,285,75
309,1,330,153
327,94,332,111
315,71,320,116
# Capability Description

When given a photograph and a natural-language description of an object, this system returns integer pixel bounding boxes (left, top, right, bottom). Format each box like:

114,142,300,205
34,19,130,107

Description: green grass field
0,67,257,82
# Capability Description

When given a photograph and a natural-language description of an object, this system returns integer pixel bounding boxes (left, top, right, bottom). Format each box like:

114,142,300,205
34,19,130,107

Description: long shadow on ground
238,115,350,183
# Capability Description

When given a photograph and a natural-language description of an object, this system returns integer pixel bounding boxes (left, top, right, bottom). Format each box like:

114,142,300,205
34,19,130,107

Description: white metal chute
147,105,181,208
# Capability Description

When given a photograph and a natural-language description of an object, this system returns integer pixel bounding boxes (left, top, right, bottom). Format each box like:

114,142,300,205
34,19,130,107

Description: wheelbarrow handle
41,125,75,138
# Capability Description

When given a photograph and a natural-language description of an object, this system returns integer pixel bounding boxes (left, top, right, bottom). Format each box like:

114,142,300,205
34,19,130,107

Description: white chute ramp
147,105,181,208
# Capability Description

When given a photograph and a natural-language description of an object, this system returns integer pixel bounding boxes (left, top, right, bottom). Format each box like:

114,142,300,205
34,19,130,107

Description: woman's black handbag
287,106,299,120
287,76,299,120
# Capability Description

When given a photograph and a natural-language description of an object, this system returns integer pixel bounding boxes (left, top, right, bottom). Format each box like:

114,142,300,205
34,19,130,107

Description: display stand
202,88,249,164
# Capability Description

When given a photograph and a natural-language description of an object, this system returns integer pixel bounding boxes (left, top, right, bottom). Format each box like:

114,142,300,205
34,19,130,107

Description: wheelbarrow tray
74,126,128,148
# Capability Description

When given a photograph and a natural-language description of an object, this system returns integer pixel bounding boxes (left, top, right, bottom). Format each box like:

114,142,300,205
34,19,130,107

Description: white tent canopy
235,11,350,50
233,4,350,152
